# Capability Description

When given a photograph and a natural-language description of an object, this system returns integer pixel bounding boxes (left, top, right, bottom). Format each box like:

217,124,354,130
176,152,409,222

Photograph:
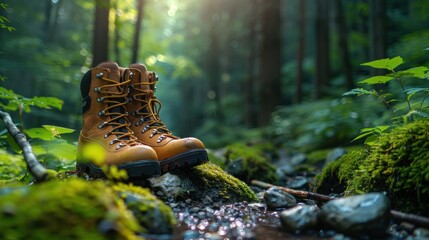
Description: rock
325,148,347,165
148,172,195,199
287,176,309,190
279,204,320,232
413,228,429,238
290,153,307,166
319,193,391,236
148,163,258,204
112,183,177,234
0,179,143,239
263,186,297,209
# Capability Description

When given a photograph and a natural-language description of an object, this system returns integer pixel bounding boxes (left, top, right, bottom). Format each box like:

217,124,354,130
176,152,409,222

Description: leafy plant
343,56,429,144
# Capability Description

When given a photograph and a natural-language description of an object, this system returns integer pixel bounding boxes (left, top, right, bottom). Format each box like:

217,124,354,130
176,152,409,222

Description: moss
314,120,429,215
0,149,26,184
224,143,278,184
112,183,176,234
348,120,429,214
0,179,142,240
186,163,258,203
314,149,368,195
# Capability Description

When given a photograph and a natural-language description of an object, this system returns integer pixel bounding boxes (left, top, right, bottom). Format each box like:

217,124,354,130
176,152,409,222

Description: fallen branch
251,180,429,229
0,109,48,182
251,179,335,202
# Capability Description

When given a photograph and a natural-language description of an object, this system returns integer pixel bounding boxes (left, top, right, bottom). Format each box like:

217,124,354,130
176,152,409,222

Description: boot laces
95,72,140,149
130,80,177,142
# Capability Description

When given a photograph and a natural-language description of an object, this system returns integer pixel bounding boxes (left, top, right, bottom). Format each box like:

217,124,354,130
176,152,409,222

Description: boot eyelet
94,87,101,92
96,97,104,102
96,72,104,78
98,111,105,116
98,122,107,129
129,72,134,78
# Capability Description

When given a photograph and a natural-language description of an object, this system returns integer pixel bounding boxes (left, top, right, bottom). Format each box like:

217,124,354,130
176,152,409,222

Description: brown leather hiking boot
77,61,160,178
125,63,208,174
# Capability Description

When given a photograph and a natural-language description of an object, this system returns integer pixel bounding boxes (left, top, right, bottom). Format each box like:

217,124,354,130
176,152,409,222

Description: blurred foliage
268,97,387,152
343,56,429,144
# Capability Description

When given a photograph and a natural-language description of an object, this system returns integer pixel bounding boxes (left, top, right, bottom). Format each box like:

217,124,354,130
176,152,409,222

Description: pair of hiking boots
76,61,208,178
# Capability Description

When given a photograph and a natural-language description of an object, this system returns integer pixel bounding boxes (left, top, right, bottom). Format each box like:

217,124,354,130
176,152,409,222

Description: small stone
280,205,320,232
290,153,307,166
413,227,429,238
264,186,297,209
183,230,201,240
287,176,309,190
185,198,192,204
319,192,391,236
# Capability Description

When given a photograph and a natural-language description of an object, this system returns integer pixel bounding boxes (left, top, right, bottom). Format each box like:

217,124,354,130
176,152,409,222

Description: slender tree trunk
48,0,65,42
113,0,121,65
246,1,258,127
295,0,306,103
131,0,145,63
334,0,354,90
92,0,110,67
259,0,282,125
315,0,330,99
369,0,387,75
43,0,52,40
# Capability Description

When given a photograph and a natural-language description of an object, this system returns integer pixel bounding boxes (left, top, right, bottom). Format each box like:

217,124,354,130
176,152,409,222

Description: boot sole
76,160,160,179
160,149,208,174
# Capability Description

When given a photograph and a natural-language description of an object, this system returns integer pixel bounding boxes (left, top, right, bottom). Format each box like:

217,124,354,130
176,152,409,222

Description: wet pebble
280,204,320,232
287,176,309,190
319,192,391,236
263,186,297,209
413,227,429,238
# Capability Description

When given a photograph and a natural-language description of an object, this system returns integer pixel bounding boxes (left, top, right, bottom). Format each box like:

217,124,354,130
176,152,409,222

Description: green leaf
6,133,21,153
25,128,54,141
31,96,63,110
404,88,429,100
45,140,77,161
352,131,374,142
361,56,404,71
359,76,394,85
42,125,75,138
395,67,429,79
342,88,377,96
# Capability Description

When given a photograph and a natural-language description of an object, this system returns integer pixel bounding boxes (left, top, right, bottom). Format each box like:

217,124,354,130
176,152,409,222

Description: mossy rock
0,178,177,239
224,143,278,184
314,120,429,215
0,178,142,240
150,163,258,203
314,149,368,195
113,183,176,235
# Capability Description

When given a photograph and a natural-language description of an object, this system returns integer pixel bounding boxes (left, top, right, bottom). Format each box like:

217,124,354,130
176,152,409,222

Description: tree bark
259,0,282,125
295,0,306,103
113,0,121,65
92,0,110,67
315,0,330,99
334,0,354,90
369,0,387,75
131,0,145,63
0,110,49,182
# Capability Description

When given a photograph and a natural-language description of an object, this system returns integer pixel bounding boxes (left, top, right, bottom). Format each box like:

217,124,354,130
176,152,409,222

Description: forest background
0,0,428,154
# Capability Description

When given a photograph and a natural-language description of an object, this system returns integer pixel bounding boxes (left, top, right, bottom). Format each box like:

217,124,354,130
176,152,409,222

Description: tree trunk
259,0,282,125
245,1,258,127
92,0,110,67
369,0,387,75
113,0,121,65
315,0,330,99
43,0,52,40
131,0,145,63
334,0,354,90
295,0,306,103
48,0,65,42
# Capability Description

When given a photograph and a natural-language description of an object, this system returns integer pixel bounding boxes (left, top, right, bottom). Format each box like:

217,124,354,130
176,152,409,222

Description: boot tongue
97,62,128,135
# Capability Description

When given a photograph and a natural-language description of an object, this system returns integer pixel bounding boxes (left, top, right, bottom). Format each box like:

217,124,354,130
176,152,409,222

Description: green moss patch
186,163,258,203
314,120,429,214
0,178,142,240
224,143,278,184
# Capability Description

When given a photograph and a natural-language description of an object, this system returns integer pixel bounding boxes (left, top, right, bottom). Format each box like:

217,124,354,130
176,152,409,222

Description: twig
251,180,429,229
0,109,48,182
251,180,335,202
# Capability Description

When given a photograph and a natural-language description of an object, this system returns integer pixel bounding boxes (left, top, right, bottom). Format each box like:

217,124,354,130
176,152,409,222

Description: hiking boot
125,63,208,174
77,61,160,178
